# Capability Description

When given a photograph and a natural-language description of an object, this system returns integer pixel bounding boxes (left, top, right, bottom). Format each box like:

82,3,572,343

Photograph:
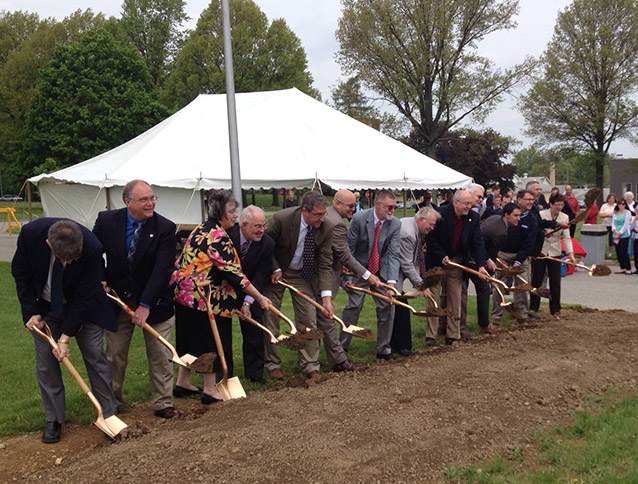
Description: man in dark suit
425,189,492,344
12,218,118,443
93,180,179,419
319,189,379,372
263,191,335,380
340,189,402,360
227,205,275,383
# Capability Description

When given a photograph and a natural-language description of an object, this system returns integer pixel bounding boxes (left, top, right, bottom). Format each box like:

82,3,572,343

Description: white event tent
29,88,471,227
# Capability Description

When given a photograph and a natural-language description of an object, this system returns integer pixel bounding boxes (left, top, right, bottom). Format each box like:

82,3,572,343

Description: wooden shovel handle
344,282,416,312
444,260,508,288
278,279,349,327
233,310,278,343
496,257,530,285
195,285,229,382
266,303,297,331
378,281,401,296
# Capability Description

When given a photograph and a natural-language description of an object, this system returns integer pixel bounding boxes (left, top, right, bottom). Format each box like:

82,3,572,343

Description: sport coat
266,206,334,291
425,203,487,268
227,224,275,316
12,217,117,336
325,206,367,293
348,208,401,282
397,216,423,292
93,208,176,324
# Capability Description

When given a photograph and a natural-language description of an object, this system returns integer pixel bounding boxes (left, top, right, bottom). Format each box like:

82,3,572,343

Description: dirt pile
2,308,637,483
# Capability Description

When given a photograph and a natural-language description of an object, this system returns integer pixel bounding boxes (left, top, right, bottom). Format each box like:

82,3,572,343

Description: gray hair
374,189,396,204
525,180,540,189
626,191,634,199
415,206,441,222
122,179,150,202
240,205,264,224
467,183,484,195
300,191,327,211
453,189,467,201
48,220,83,260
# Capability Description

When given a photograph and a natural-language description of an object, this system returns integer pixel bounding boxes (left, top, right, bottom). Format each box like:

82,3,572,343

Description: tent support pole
200,189,206,223
105,187,111,210
27,182,32,222
402,190,407,217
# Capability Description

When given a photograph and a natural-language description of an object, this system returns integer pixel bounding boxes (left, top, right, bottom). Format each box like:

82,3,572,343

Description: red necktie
368,220,381,274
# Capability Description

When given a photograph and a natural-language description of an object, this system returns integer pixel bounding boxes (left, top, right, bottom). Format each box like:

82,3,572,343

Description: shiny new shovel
29,323,128,439
195,282,245,401
277,280,374,340
266,302,324,340
344,282,435,317
495,258,551,299
233,309,305,350
379,281,450,317
534,255,611,277
105,289,213,372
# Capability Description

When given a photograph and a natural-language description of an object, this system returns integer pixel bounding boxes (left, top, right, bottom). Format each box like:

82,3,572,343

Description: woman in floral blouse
171,190,271,403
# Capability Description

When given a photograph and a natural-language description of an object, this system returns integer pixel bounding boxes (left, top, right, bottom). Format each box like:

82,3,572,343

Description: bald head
333,189,356,219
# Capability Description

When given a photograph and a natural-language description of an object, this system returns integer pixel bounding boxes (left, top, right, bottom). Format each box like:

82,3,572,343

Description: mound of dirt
2,308,638,483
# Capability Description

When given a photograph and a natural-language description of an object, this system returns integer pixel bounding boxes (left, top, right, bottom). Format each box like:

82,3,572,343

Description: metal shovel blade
217,376,246,401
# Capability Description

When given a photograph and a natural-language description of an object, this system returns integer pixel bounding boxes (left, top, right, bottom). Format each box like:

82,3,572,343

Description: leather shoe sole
42,421,61,444
173,385,203,398
269,368,284,380
154,406,181,419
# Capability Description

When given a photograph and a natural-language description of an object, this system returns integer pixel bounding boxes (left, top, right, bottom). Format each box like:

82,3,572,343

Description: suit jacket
12,217,117,336
325,206,367,293
266,206,334,291
397,216,423,292
539,210,573,257
227,224,275,316
425,203,487,268
93,208,176,324
348,208,401,282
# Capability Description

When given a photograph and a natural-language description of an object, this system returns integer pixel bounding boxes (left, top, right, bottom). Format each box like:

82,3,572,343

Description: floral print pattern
171,220,250,317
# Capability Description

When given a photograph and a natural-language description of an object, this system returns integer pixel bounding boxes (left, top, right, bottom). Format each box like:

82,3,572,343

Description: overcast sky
4,0,637,158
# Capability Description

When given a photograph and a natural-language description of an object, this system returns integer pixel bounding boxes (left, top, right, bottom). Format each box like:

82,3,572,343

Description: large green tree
336,0,533,159
161,0,317,110
519,0,638,192
120,0,189,87
18,28,167,180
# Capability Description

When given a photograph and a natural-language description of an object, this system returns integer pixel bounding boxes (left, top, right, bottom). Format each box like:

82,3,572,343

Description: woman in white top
530,194,575,316
612,199,632,274
599,193,616,257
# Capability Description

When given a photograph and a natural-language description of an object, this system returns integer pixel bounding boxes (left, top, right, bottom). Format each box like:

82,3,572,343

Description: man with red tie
340,189,402,360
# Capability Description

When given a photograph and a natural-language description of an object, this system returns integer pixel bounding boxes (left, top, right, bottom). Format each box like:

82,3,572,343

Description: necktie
127,221,142,265
301,227,315,281
240,240,251,260
50,258,64,317
368,220,381,274
417,234,427,278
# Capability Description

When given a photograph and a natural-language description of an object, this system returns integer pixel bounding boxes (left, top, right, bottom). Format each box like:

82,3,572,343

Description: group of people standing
12,178,585,445
599,191,638,274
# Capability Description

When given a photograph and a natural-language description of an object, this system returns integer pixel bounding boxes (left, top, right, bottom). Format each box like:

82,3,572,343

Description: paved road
1,226,636,312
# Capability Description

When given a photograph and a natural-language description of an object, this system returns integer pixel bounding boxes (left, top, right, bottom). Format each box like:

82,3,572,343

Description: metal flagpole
221,0,242,208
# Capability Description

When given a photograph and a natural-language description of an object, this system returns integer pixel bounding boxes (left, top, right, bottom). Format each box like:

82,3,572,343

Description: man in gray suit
318,189,380,372
340,189,402,360
263,191,335,380
391,206,440,354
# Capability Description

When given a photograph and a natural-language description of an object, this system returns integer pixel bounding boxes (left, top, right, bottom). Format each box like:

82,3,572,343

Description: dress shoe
376,353,398,361
332,359,368,372
460,331,474,340
173,385,203,398
42,421,61,444
396,349,419,357
269,368,284,380
306,370,322,380
527,311,541,319
479,326,502,335
492,318,501,327
424,337,436,347
154,406,181,419
445,337,459,346
249,377,266,385
201,392,223,405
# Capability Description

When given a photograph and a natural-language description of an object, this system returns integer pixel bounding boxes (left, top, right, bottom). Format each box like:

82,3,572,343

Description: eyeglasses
336,200,356,209
128,196,157,203
382,203,397,210
226,208,238,214
309,210,327,217
252,223,267,230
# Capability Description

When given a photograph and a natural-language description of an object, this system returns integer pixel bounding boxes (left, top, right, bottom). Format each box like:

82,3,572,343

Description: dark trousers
530,258,562,315
634,238,638,272
239,308,265,382
616,238,631,270
390,299,412,352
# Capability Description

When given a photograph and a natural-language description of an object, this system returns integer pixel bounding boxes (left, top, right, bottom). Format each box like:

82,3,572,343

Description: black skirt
175,304,215,357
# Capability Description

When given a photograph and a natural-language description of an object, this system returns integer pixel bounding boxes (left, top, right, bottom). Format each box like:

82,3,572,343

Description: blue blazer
12,218,117,336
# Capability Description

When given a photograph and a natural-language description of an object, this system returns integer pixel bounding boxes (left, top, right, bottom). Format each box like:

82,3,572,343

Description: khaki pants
492,252,530,320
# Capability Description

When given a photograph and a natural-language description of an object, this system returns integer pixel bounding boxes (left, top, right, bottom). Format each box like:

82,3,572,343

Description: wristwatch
242,301,251,307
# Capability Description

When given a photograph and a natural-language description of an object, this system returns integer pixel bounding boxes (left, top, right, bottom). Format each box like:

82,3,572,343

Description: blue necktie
127,222,142,265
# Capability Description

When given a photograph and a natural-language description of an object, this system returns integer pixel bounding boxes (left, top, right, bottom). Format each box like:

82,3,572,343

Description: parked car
1,194,22,201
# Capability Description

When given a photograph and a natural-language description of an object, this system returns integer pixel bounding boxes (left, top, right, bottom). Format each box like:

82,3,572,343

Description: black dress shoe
154,406,181,419
332,359,368,372
445,337,459,346
396,349,419,357
201,392,223,405
173,385,203,398
42,421,61,443
425,338,436,347
376,353,398,361
249,377,266,385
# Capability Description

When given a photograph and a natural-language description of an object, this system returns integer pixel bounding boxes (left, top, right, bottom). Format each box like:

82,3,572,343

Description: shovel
495,258,550,299
344,282,435,317
379,281,449,316
266,302,324,340
105,289,214,373
195,282,246,401
534,255,611,277
232,309,305,350
444,260,522,320
28,323,128,439
277,280,374,340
